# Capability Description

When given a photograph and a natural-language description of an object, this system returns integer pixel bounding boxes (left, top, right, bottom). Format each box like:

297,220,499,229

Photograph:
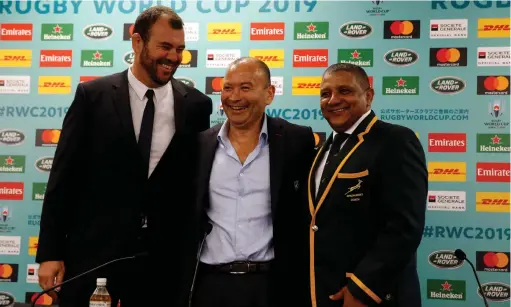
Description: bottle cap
97,278,107,286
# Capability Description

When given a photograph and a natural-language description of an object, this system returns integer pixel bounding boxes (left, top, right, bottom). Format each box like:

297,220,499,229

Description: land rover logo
339,21,372,39
0,129,25,146
83,24,114,40
123,51,134,65
478,282,510,302
0,292,15,307
176,77,195,88
384,48,419,66
428,250,463,269
430,76,466,94
35,157,53,172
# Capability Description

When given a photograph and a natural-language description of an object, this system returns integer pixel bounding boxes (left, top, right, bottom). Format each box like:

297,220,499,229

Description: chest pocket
335,169,369,205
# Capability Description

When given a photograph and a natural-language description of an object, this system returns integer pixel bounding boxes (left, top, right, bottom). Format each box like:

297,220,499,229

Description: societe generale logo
476,162,510,182
476,192,510,212
428,133,466,152
250,22,285,40
428,162,466,182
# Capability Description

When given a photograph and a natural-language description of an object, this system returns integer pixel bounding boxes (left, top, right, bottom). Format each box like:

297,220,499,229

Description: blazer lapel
111,69,140,155
171,78,187,134
311,134,333,204
267,117,285,217
196,126,221,213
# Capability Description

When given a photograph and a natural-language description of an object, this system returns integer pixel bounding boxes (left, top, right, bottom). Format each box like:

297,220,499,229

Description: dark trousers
58,229,154,307
192,269,271,307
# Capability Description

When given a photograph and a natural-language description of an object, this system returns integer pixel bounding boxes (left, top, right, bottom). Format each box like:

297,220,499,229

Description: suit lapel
111,69,140,156
267,117,285,217
196,126,221,213
171,79,187,134
309,134,332,204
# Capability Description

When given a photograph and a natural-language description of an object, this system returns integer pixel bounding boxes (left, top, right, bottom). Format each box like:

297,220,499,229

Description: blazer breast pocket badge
344,179,363,202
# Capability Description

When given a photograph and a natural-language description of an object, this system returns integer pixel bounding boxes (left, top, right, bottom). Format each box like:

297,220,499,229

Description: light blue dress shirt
200,115,274,264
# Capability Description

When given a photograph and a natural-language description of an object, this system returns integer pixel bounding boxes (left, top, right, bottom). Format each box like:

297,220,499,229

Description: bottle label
90,302,111,307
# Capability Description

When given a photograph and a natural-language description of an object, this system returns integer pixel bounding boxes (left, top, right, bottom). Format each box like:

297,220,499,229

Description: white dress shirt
127,67,175,177
315,110,371,196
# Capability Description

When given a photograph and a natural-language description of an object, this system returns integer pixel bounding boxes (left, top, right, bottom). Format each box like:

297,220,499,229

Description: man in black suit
308,63,427,307
184,57,314,307
36,6,212,307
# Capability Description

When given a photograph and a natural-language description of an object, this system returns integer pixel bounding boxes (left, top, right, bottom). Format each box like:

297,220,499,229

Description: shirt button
312,225,319,232
321,178,326,184
325,160,330,165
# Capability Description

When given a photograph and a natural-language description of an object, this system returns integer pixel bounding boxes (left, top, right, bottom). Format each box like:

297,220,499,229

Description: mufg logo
432,0,510,9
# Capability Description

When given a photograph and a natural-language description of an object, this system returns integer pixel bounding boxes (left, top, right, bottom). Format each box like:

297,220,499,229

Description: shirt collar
333,109,371,138
127,66,172,103
218,113,269,146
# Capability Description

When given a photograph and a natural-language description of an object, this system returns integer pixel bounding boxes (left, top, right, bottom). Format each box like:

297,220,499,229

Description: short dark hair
229,57,271,87
133,6,183,43
323,63,371,90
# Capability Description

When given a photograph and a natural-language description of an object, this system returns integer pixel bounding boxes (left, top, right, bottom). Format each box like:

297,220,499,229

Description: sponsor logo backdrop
0,0,509,305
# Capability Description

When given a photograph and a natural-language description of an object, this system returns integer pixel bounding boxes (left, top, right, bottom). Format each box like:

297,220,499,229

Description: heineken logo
41,23,73,41
294,22,329,40
430,76,465,94
81,50,114,67
339,21,372,39
428,250,463,269
0,129,25,146
337,49,373,67
476,134,510,153
382,76,419,95
34,157,53,172
83,24,113,40
0,155,25,173
384,48,419,66
32,183,47,201
478,282,510,302
427,279,466,301
175,77,195,88
123,51,134,65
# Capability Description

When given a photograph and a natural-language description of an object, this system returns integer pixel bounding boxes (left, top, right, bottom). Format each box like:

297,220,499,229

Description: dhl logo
292,76,322,96
428,162,466,182
476,192,510,212
207,23,242,41
38,76,71,94
478,18,510,38
0,49,31,67
249,49,284,68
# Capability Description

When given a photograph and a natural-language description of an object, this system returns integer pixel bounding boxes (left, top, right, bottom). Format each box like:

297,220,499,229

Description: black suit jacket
308,111,427,307
36,69,212,275
182,116,315,306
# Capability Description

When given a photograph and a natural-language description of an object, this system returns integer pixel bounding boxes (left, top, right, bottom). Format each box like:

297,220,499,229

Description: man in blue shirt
184,57,315,307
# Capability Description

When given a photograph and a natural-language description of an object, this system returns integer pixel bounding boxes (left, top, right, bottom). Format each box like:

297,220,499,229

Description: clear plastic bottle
89,278,112,307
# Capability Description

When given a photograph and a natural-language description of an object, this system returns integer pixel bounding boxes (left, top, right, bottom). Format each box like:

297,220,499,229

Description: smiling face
221,60,275,130
132,15,185,87
320,70,374,133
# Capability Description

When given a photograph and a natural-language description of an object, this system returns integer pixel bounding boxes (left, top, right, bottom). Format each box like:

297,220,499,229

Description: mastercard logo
179,50,197,68
390,20,415,35
0,264,13,278
484,76,509,91
436,48,460,63
35,129,61,147
205,77,224,95
484,252,509,268
30,292,54,305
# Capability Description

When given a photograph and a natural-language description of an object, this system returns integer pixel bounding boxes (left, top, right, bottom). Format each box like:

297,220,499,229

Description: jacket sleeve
36,83,88,263
347,127,427,305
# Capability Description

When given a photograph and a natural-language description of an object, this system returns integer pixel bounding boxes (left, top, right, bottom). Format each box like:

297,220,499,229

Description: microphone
31,252,148,307
454,249,489,307
188,223,213,307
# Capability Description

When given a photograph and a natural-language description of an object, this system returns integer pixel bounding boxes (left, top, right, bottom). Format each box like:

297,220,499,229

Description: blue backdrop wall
0,0,510,306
